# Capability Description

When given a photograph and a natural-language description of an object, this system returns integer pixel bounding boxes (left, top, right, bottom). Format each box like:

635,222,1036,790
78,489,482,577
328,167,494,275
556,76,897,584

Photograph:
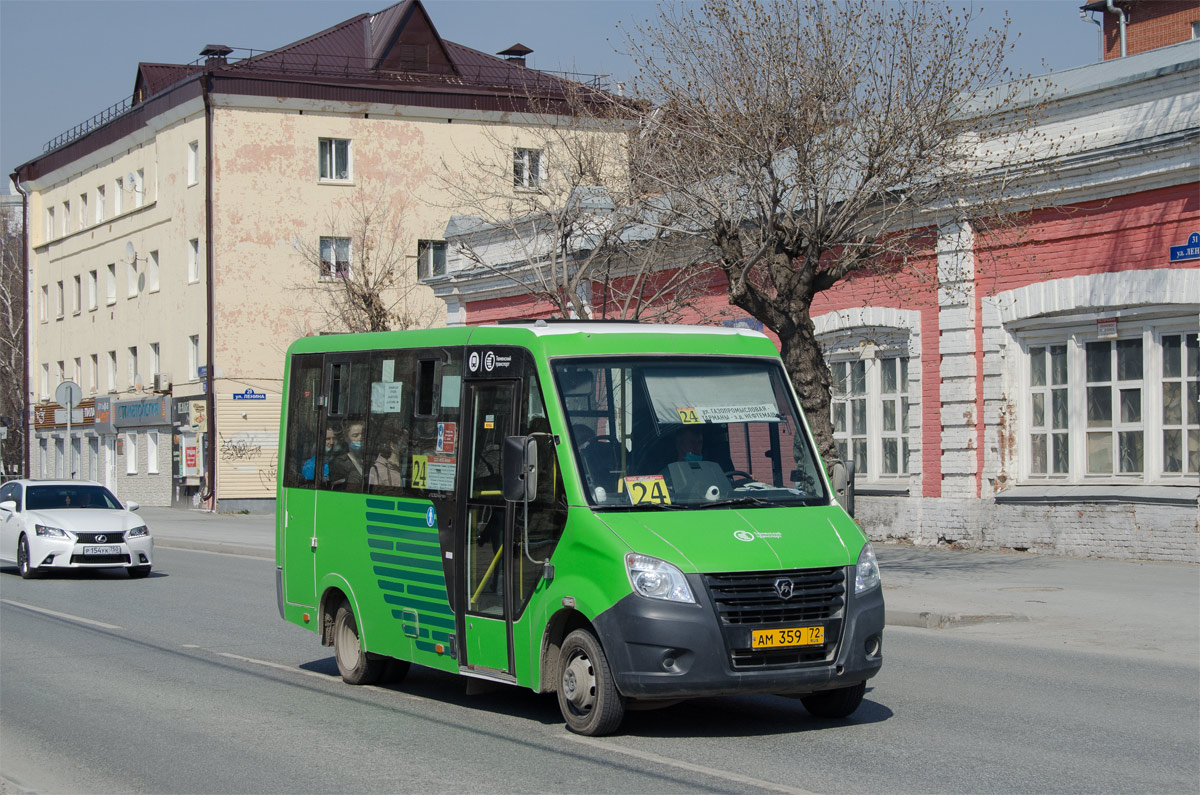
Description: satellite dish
134,373,144,390
126,241,136,262
127,172,137,188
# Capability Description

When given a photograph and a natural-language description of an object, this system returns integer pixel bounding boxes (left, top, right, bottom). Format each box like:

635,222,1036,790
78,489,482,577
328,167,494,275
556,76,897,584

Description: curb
155,539,274,560
886,609,1030,629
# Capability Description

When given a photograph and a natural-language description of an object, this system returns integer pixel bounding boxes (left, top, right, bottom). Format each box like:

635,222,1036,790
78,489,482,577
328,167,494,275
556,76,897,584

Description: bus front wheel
799,681,866,719
557,629,625,736
333,601,386,685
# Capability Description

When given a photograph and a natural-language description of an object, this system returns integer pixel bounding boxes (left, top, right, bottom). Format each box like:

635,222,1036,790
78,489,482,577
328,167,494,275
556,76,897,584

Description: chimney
497,43,533,68
200,44,233,65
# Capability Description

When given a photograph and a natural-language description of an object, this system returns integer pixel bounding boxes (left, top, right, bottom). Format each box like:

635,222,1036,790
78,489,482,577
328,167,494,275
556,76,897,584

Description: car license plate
751,626,824,649
83,545,121,555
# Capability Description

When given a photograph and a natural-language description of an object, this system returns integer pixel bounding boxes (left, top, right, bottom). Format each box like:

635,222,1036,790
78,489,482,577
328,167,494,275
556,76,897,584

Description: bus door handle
310,536,318,549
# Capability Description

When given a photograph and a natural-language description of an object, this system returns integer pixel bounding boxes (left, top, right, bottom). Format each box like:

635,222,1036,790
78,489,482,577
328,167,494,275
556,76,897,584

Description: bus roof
285,322,779,359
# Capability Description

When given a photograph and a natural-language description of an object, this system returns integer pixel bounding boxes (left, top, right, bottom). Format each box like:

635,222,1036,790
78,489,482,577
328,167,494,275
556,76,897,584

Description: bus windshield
552,356,829,509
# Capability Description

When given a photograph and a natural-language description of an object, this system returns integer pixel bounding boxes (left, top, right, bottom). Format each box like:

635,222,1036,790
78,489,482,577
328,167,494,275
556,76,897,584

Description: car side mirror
126,501,141,512
830,459,855,517
0,500,15,513
502,436,537,502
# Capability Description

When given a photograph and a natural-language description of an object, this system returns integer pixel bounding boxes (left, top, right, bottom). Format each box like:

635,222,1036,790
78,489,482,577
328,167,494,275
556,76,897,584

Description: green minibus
276,321,883,735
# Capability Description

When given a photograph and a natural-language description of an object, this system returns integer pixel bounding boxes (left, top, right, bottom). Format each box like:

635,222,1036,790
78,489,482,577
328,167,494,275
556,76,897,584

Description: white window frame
319,236,351,279
128,346,138,389
39,284,48,323
73,357,82,381
39,438,48,478
114,177,124,214
147,431,159,474
416,239,446,279
188,238,200,283
62,200,70,235
88,269,98,310
189,335,200,380
40,363,49,400
150,342,160,380
45,206,55,241
513,147,544,190
125,431,138,474
134,168,146,207
96,185,106,223
106,263,117,305
108,350,118,391
55,281,64,319
72,275,82,314
187,140,199,186
147,250,160,293
128,259,138,298
90,354,99,392
1017,316,1199,485
830,351,913,483
318,138,351,182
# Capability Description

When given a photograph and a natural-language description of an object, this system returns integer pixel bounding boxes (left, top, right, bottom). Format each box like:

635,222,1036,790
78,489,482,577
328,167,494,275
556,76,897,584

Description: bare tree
439,82,721,322
0,201,25,477
625,0,1059,461
292,187,439,334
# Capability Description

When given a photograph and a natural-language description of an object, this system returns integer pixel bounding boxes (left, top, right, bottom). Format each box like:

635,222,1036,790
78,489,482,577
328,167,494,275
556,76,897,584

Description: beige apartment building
13,0,613,510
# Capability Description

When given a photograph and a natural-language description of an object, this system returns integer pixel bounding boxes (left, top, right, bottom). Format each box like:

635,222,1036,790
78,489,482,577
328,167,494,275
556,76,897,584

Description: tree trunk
777,307,837,467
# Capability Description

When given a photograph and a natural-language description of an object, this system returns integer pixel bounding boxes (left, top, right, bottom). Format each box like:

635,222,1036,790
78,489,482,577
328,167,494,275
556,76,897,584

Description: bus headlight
855,543,881,594
625,553,695,603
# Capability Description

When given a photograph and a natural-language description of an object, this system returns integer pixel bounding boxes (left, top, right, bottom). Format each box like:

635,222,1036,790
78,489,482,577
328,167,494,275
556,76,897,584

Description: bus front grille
703,567,846,625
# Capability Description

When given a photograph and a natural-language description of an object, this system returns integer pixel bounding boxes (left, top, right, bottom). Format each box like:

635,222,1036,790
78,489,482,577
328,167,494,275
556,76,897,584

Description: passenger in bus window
330,421,366,491
368,428,409,491
301,427,337,484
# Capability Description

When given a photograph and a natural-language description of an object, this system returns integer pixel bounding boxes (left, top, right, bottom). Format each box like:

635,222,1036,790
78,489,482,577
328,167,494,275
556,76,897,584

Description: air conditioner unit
153,373,172,392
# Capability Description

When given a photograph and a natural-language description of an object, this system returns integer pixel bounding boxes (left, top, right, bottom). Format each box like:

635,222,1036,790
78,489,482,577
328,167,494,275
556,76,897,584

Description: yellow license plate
751,626,824,649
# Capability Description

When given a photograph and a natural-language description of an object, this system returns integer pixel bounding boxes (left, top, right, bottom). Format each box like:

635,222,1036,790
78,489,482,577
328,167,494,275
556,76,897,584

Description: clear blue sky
2,0,1100,180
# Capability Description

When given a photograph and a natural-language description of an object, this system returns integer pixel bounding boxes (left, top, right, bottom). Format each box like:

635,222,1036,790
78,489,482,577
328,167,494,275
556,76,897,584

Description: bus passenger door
459,380,517,674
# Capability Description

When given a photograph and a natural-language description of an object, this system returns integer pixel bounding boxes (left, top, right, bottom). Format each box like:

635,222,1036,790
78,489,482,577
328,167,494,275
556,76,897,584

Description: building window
319,236,351,279
39,284,48,322
40,363,49,400
1022,323,1199,483
90,354,99,392
128,258,138,298
56,281,64,319
62,200,71,235
147,250,160,292
88,270,98,310
45,206,55,241
416,240,446,279
128,346,139,388
57,360,65,385
150,342,160,380
79,193,88,228
147,431,159,474
318,138,351,181
72,275,82,314
513,147,544,189
73,357,82,381
96,185,106,223
188,238,200,283
189,335,200,380
831,355,911,479
114,177,123,214
134,168,145,207
125,431,138,474
106,263,117,304
108,350,118,391
187,141,199,185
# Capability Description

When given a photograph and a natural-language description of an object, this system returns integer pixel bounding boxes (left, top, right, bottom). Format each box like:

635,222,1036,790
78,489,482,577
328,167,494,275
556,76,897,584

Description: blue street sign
1169,232,1200,262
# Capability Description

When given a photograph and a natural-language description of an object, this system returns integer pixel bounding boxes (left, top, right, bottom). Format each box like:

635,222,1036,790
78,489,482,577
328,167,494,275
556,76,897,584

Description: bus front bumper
592,570,884,700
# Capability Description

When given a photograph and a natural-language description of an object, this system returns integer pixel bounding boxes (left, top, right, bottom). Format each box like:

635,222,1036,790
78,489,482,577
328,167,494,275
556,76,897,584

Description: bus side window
366,351,415,497
327,359,371,493
284,355,323,489
515,362,566,617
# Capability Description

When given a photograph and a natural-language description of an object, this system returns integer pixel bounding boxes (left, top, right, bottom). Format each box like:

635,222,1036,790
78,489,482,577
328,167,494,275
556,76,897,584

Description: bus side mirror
503,436,538,502
830,459,855,517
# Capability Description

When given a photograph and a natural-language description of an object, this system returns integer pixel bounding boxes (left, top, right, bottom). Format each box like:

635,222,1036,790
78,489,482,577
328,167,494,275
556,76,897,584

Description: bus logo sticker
734,530,755,542
484,351,496,372
426,507,436,527
468,351,480,372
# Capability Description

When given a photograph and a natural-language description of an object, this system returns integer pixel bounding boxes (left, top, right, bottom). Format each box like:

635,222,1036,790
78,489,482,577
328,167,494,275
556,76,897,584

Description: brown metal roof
12,0,610,183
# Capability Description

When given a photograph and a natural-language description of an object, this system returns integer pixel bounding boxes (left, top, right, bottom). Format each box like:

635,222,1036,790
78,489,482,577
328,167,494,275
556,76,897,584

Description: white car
0,480,153,579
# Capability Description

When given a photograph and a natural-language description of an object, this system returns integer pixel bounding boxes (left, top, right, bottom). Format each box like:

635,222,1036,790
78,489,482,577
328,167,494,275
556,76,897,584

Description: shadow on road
876,546,1050,576
0,564,167,580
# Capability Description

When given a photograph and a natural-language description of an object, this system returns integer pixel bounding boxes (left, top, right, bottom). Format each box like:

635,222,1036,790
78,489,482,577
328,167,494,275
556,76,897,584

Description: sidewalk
140,507,1200,659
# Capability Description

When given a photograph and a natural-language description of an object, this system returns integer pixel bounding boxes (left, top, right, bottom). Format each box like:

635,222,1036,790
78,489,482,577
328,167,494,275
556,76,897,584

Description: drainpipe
11,175,29,478
1106,0,1128,57
201,71,218,509
1080,10,1104,61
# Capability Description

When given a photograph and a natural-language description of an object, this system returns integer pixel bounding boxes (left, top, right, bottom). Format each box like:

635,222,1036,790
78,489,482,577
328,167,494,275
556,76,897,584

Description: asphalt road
1,547,1197,794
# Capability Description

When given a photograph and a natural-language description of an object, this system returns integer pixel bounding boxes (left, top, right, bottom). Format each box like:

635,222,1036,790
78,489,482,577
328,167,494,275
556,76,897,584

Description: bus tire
333,601,386,685
557,629,625,736
799,681,866,719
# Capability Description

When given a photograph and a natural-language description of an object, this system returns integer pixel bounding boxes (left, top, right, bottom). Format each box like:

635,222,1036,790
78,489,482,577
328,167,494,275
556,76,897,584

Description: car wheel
17,535,40,579
128,565,152,579
557,628,625,736
799,681,866,719
333,600,386,685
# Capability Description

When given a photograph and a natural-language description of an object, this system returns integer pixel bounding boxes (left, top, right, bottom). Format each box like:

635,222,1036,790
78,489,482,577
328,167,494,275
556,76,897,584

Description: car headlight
35,524,70,539
127,525,150,538
855,543,881,594
625,553,695,603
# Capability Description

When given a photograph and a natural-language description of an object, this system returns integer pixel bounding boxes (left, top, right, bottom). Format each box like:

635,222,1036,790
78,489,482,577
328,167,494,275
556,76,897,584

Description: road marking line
0,599,122,630
216,651,334,681
561,733,816,795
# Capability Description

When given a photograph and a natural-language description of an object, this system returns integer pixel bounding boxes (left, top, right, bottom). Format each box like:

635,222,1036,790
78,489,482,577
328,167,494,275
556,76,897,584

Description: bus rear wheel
557,629,625,736
333,601,386,685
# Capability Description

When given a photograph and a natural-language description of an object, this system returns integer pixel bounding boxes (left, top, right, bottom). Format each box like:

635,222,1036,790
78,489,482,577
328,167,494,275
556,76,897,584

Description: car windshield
552,356,829,509
26,485,123,511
